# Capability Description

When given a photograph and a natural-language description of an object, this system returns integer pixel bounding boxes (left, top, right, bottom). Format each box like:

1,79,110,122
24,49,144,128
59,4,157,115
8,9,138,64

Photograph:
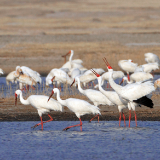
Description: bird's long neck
77,78,85,94
55,90,67,106
19,92,30,105
109,71,123,93
69,53,74,68
97,77,110,97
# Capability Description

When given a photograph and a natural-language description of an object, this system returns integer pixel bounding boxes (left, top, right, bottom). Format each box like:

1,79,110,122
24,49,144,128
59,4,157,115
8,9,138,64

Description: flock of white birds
4,50,160,131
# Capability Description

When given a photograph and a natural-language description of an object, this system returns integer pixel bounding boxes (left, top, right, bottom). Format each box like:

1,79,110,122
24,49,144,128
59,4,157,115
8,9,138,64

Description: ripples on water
0,76,160,159
0,121,160,160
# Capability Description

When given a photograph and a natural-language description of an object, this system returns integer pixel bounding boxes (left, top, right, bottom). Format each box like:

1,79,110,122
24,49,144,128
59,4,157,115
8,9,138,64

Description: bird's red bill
103,57,113,69
70,79,75,87
48,90,54,102
15,93,17,106
91,69,100,77
51,76,55,82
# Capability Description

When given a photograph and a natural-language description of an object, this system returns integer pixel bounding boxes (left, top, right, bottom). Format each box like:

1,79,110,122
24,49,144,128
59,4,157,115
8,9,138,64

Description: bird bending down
91,69,128,127
48,88,101,131
14,68,37,91
15,90,63,130
120,72,153,84
71,76,114,122
104,58,155,127
118,59,138,81
16,66,42,84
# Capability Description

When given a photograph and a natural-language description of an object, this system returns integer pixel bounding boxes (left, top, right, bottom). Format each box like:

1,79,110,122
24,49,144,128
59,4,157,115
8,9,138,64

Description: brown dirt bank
0,94,160,122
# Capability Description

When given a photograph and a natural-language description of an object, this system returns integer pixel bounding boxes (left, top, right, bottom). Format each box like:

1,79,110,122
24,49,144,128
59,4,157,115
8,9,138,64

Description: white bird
78,68,105,87
48,88,101,131
70,68,82,79
46,72,53,86
144,52,160,66
94,70,124,88
6,71,17,85
91,69,128,127
16,66,42,84
48,68,74,89
61,50,84,70
104,58,155,127
120,72,153,84
140,63,159,73
71,76,114,122
14,68,37,90
118,59,138,81
15,90,63,130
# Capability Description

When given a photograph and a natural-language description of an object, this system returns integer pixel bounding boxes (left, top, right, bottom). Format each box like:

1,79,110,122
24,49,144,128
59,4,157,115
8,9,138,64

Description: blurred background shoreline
0,0,160,75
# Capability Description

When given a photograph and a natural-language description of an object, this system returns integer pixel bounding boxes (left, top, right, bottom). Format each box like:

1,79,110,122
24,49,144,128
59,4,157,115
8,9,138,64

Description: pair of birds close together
15,58,155,131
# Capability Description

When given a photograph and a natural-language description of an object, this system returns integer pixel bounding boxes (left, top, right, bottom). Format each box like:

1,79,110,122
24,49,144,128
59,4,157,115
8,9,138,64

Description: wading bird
91,69,128,127
71,76,114,122
48,88,101,131
104,58,155,127
15,90,63,130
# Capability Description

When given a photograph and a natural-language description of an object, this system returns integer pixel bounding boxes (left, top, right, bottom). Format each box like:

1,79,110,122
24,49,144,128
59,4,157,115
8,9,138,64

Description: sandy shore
0,94,160,122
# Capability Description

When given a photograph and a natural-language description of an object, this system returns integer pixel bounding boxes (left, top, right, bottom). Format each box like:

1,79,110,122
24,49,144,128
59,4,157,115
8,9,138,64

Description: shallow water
0,121,160,160
1,74,160,97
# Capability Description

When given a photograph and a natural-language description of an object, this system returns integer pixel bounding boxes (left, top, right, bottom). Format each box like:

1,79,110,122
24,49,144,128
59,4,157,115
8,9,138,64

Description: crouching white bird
15,90,63,130
48,88,101,131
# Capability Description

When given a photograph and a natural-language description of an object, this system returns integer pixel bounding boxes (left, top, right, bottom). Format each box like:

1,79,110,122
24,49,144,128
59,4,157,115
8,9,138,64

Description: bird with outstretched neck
15,90,63,130
48,88,101,131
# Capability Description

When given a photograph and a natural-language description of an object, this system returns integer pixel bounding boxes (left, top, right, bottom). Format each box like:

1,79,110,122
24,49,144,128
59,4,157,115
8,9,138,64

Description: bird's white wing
120,81,155,101
130,72,153,82
66,98,100,116
21,66,41,83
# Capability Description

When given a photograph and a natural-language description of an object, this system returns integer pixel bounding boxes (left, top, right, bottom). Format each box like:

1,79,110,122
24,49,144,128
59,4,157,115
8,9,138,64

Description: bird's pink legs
63,118,83,131
129,110,131,128
134,111,137,127
119,112,121,127
123,112,126,127
31,114,53,130
127,73,130,81
89,114,99,123
119,112,126,127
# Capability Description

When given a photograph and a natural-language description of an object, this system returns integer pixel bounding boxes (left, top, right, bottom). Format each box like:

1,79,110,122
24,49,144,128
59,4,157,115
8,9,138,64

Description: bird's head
15,90,21,106
91,68,100,77
15,93,17,106
128,59,133,62
62,50,73,57
103,57,113,72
